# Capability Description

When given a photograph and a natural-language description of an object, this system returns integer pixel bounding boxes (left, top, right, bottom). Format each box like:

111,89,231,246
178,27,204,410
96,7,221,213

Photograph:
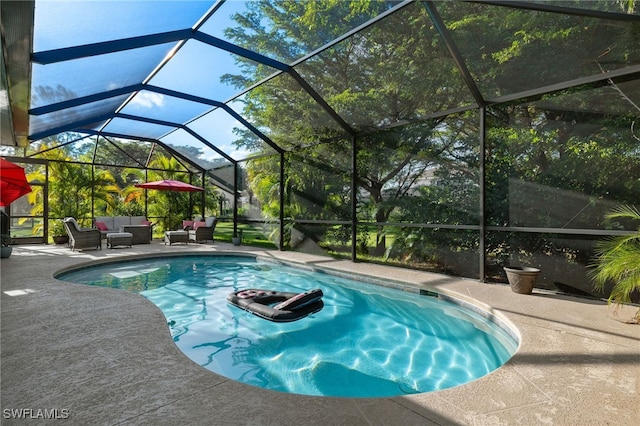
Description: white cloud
130,91,165,109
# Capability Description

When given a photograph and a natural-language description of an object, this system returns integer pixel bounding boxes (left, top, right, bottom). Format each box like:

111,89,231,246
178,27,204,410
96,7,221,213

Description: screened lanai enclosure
1,0,639,297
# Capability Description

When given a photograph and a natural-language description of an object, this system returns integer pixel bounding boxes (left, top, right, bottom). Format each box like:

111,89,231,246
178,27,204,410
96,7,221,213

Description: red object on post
0,159,32,206
134,179,204,192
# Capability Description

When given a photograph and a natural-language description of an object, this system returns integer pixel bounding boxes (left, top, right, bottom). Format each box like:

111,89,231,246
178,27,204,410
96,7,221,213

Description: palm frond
590,205,640,320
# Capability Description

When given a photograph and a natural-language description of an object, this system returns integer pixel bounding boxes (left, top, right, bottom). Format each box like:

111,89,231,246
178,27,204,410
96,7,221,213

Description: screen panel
34,1,213,51
438,2,640,100
295,1,475,131
485,85,640,231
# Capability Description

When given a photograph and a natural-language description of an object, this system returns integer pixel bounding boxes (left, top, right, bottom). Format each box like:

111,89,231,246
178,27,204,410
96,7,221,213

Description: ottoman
164,230,188,245
107,232,133,248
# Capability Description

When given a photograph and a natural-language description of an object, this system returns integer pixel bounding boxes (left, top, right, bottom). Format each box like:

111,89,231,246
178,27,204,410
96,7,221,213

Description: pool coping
2,242,639,425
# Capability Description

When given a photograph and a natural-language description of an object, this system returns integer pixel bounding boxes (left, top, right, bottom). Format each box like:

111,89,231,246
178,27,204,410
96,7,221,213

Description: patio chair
188,216,217,243
63,217,102,251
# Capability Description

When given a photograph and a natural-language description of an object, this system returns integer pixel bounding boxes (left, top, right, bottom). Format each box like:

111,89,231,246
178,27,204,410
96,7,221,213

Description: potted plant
51,220,69,245
1,234,12,258
503,265,540,294
590,205,640,323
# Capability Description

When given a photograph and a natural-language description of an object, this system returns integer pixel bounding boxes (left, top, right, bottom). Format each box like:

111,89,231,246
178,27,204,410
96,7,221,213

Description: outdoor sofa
94,216,153,244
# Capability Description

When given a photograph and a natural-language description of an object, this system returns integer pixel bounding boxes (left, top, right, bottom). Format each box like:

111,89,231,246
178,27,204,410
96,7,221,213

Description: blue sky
32,0,260,162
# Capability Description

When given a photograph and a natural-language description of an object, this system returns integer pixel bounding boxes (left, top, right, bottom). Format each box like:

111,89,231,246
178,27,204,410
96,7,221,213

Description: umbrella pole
233,163,238,237
201,173,205,217
144,171,148,218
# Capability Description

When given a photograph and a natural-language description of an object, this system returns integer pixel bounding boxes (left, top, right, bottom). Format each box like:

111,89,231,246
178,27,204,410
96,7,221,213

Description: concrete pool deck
1,242,638,425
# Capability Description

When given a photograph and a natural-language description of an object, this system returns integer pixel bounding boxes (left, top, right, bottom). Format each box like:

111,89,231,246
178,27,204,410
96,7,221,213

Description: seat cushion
113,216,131,229
95,216,115,230
107,232,133,239
65,217,80,231
166,230,188,236
130,216,146,225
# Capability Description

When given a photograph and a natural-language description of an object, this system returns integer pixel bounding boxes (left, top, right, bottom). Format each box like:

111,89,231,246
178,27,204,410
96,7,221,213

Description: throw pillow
193,221,206,230
95,221,108,231
274,289,323,311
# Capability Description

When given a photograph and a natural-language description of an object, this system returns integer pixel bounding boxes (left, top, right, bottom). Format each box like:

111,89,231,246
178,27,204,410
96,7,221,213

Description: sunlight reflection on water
58,255,517,397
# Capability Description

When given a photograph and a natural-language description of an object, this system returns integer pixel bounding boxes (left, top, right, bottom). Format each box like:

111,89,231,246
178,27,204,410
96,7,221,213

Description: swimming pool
57,254,518,397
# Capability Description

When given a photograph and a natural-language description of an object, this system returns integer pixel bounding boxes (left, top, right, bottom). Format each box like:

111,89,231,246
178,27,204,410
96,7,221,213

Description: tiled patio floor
1,242,638,425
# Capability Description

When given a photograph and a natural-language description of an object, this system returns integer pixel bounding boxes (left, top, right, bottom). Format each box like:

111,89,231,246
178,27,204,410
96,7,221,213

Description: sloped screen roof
2,0,639,165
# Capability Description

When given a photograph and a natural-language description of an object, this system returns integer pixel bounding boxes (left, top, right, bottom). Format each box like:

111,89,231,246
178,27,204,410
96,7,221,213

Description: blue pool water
57,255,517,397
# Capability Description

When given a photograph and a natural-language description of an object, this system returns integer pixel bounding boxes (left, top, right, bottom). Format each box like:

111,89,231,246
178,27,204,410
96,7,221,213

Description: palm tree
590,205,640,323
123,157,197,232
24,144,118,237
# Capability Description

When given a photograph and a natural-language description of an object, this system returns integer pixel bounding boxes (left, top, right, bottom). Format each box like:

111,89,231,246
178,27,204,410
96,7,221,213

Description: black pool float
227,288,324,322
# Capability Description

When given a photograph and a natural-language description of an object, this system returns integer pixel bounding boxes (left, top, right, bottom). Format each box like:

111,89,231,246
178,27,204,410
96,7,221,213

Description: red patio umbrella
0,159,32,206
134,179,204,192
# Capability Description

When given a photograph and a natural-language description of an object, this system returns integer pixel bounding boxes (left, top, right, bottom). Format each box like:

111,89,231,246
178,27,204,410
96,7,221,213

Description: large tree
222,0,639,272
224,1,470,253
25,140,119,236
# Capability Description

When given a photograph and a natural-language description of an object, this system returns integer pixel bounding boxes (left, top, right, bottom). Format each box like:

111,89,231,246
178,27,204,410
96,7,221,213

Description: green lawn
214,222,277,248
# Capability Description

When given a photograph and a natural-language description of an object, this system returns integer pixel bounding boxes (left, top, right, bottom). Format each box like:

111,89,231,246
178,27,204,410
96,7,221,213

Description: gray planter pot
232,230,243,246
504,266,540,294
1,246,12,258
